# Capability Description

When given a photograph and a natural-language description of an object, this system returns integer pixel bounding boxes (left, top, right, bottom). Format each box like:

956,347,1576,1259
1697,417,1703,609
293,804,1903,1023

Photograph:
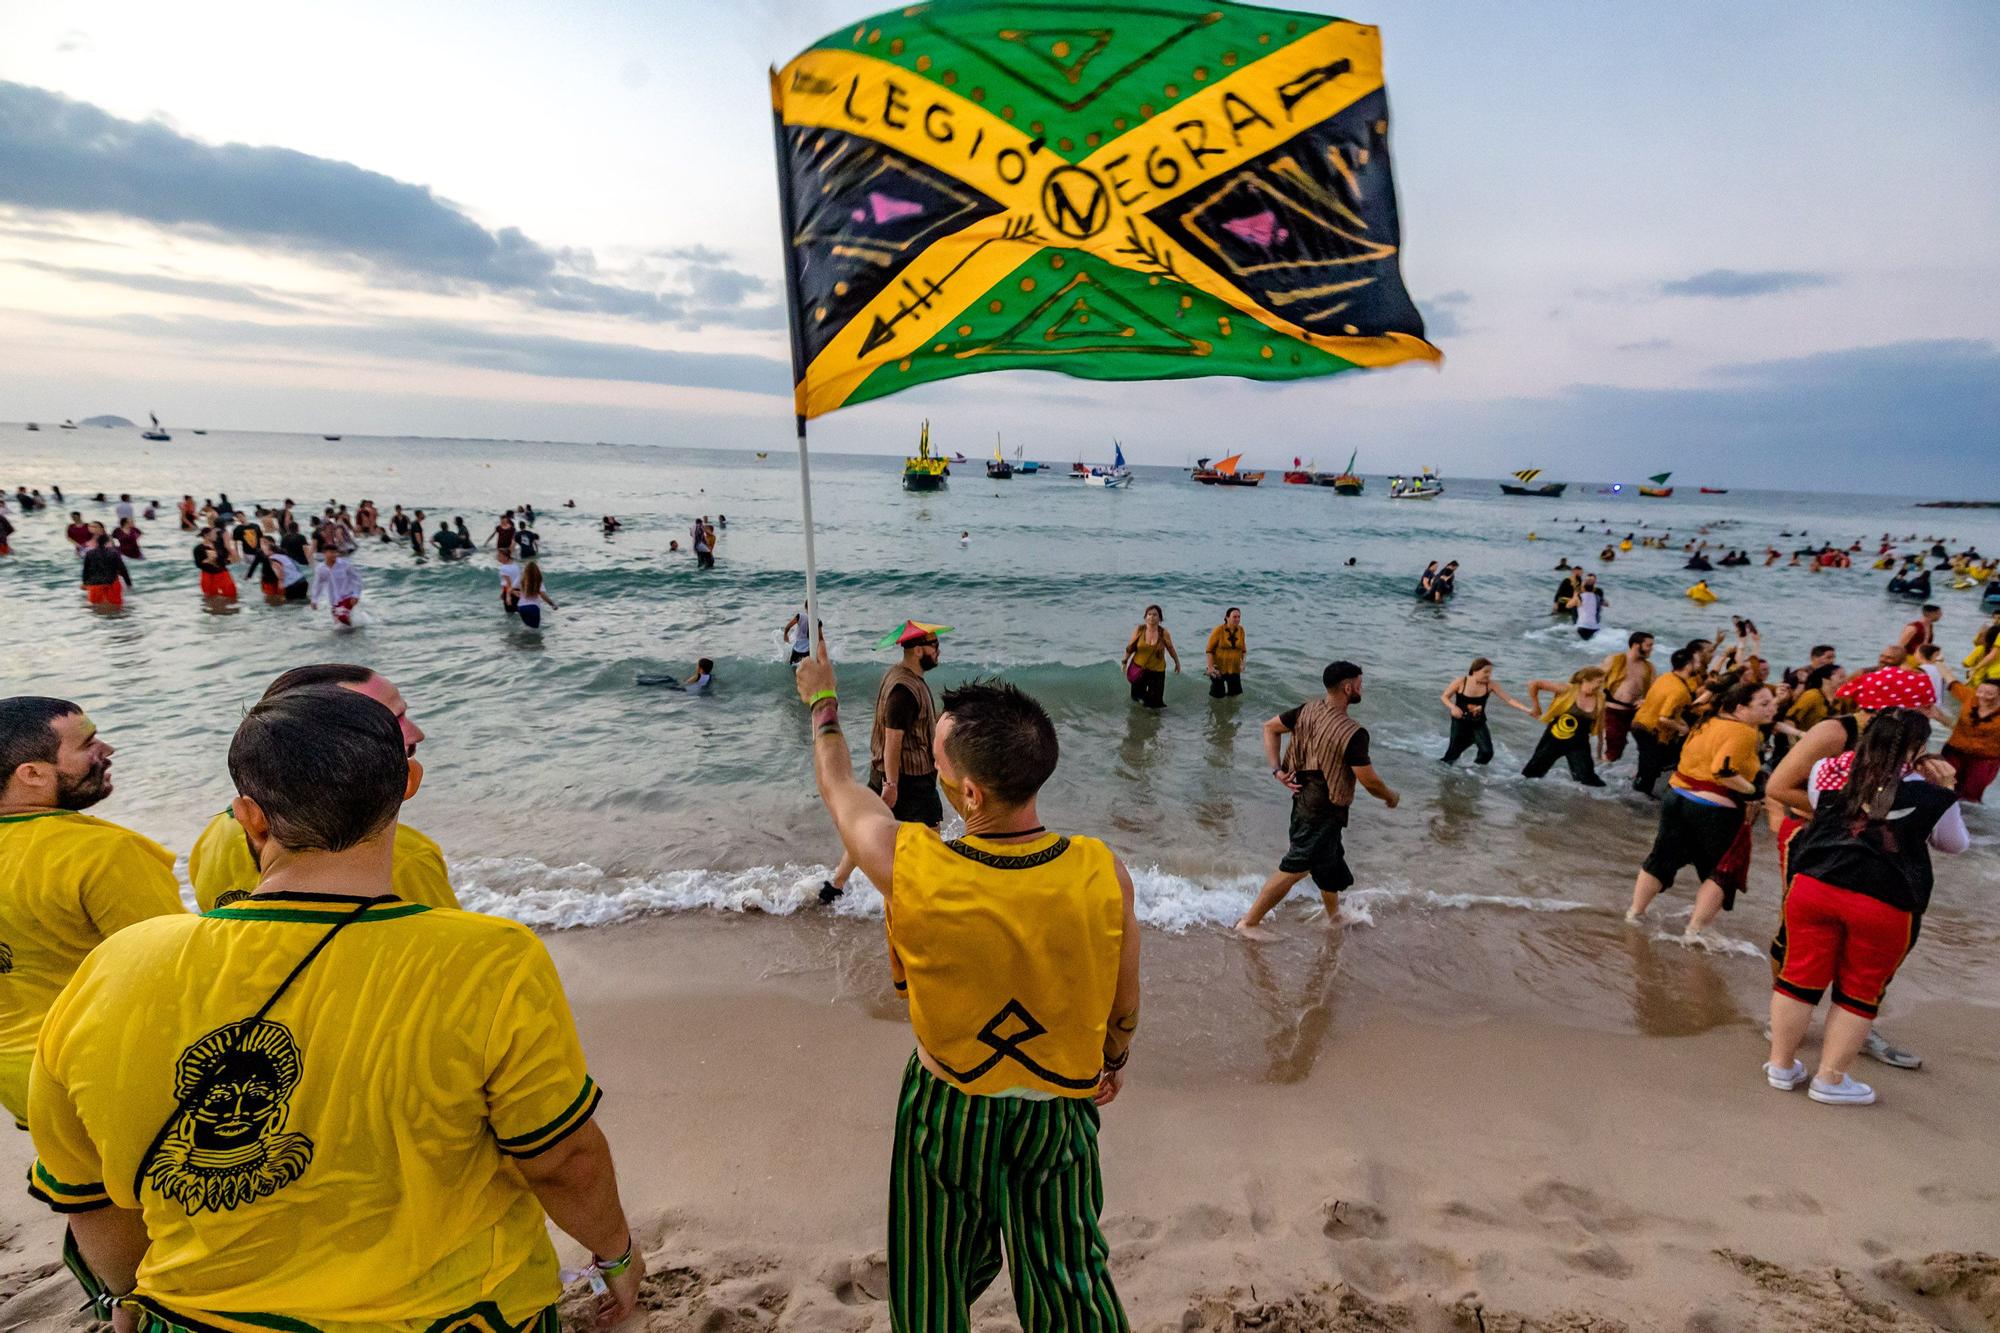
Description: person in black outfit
1438,657,1534,765
80,534,132,606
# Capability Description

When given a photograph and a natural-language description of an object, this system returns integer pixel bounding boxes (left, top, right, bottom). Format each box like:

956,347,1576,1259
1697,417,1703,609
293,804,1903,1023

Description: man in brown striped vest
1235,661,1400,936
821,622,947,903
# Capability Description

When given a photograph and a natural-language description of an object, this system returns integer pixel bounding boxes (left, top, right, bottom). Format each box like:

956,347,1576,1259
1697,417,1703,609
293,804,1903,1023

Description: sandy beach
3,911,1993,1332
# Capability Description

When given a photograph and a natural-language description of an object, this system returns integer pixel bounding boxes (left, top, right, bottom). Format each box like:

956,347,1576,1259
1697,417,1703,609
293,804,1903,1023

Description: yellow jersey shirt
1634,674,1695,738
28,894,600,1332
888,826,1123,1099
1670,718,1763,799
0,810,182,1128
188,810,459,911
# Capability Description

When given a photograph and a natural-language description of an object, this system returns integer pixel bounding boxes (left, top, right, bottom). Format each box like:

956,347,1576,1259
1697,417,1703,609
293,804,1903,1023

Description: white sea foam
453,856,1594,936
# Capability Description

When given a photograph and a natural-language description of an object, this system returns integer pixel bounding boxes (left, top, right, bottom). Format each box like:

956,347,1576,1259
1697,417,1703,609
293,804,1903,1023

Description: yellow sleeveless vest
889,825,1123,1098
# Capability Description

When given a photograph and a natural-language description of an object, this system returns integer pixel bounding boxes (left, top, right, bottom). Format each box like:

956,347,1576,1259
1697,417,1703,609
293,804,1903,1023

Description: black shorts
1641,789,1742,888
789,649,810,665
1278,785,1352,894
869,769,944,825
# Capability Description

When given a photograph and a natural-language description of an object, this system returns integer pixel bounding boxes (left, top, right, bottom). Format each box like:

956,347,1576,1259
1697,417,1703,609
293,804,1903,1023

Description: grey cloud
1418,291,1470,338
77,312,791,396
1456,339,1997,490
7,258,309,312
1659,269,1834,299
0,80,764,328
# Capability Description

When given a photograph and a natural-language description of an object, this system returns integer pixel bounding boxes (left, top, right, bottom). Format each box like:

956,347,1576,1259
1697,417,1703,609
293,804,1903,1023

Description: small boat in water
323,434,342,442
1389,468,1444,499
59,420,77,430
902,421,949,492
1193,453,1264,487
1639,471,1674,498
192,429,207,436
1013,446,1042,475
24,422,38,431
1499,468,1566,498
755,451,769,459
1283,456,1317,486
1699,486,1729,494
140,411,171,442
1328,449,1364,494
1078,441,1133,488
986,435,1014,480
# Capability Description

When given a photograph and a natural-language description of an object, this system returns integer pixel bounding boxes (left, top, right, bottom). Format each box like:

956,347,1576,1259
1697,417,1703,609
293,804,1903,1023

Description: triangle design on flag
783,124,1004,365
959,270,1212,360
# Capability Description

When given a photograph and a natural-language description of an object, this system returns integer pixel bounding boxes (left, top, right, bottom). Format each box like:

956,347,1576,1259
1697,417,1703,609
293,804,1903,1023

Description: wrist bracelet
594,1234,634,1276
807,689,837,706
1103,1047,1131,1073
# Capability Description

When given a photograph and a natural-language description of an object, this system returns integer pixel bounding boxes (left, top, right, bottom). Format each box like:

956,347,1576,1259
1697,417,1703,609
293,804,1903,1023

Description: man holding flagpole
796,641,1140,1332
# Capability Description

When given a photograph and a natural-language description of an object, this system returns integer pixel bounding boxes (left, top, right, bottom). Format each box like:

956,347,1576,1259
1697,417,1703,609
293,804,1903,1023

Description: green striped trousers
890,1053,1128,1333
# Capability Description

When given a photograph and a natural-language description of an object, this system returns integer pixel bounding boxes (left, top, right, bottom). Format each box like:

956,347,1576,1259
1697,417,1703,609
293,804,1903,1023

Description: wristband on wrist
1102,1047,1130,1073
807,689,838,707
594,1234,634,1276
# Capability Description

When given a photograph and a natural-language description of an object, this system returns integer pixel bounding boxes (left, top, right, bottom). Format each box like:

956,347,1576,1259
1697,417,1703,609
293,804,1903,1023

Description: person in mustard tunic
1204,608,1248,698
1630,646,1701,796
27,685,643,1331
1,697,184,1131
1627,681,1779,939
795,642,1140,1333
186,664,458,911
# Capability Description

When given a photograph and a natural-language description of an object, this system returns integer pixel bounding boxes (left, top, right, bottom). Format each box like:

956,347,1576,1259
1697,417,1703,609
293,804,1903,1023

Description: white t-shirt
1577,590,1603,630
497,562,522,591
114,500,134,522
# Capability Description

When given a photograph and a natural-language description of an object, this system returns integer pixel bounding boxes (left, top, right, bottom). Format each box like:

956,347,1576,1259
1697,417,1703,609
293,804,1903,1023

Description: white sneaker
1861,1029,1923,1070
1764,1059,1808,1091
1808,1074,1876,1106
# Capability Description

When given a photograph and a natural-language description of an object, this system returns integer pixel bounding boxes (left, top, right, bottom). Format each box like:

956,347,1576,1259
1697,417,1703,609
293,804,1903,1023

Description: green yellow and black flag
771,0,1439,420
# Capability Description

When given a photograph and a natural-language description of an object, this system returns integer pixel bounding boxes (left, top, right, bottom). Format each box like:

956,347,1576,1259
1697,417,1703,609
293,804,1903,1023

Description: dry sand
3,911,1996,1332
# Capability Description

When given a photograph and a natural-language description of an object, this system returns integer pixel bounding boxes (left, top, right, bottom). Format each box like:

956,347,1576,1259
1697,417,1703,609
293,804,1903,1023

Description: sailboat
1283,456,1317,485
755,451,769,460
140,412,171,442
1013,444,1042,475
902,421,949,491
1328,449,1365,494
59,420,78,430
1192,453,1264,487
1388,467,1444,499
1088,438,1136,486
1499,468,1566,498
1639,471,1674,498
986,435,1014,480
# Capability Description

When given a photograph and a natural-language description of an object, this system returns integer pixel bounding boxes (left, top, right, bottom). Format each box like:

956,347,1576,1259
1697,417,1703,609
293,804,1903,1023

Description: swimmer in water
515,561,556,629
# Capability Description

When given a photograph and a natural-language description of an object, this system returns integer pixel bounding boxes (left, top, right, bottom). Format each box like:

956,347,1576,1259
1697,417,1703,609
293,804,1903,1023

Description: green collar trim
204,900,430,924
0,810,79,824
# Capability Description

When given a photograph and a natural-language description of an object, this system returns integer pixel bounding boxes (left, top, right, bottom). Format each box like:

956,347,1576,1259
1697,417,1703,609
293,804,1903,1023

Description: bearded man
0,697,184,1131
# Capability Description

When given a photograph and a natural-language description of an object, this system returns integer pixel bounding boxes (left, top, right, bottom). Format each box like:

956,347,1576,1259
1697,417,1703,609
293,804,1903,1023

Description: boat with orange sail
1192,454,1264,487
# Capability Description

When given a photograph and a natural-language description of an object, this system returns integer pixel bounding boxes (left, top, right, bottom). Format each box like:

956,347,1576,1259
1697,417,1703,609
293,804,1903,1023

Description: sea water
5,427,1995,1032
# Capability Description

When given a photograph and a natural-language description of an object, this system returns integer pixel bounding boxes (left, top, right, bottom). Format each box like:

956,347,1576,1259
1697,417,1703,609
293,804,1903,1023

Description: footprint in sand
826,1255,887,1306
1167,1202,1237,1242
1321,1199,1390,1241
1520,1180,1641,1236
1743,1188,1822,1216
1915,1181,1999,1206
1563,1242,1635,1279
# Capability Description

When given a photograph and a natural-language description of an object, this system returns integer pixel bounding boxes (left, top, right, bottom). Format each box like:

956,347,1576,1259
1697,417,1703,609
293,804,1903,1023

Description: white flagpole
771,82,821,646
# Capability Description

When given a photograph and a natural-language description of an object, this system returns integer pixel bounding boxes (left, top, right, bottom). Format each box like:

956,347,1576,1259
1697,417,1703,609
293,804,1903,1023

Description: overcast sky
2,1,1995,490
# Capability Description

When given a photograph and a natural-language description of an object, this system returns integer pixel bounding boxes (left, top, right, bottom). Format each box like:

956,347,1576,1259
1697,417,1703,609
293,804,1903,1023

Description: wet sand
3,911,1996,1331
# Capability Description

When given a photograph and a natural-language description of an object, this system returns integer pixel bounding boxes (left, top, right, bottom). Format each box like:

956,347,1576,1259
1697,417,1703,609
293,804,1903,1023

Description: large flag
771,0,1439,420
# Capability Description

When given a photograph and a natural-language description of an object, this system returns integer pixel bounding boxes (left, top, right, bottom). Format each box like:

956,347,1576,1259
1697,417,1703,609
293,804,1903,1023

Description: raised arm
795,644,899,897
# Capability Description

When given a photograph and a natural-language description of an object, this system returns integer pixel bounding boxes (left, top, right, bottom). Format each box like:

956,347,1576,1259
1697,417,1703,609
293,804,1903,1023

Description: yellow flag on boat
771,0,1440,419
